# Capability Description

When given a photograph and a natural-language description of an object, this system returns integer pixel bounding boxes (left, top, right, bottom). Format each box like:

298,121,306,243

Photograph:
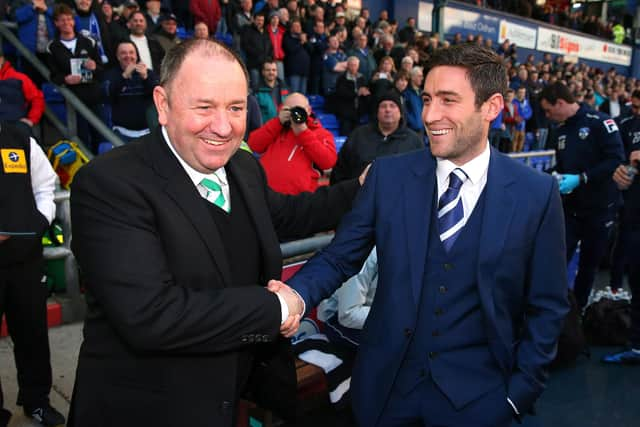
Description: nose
422,101,442,126
208,110,233,138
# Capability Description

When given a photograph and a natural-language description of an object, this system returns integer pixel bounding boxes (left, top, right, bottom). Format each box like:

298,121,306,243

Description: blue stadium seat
308,95,325,111
42,83,66,122
316,112,339,130
176,26,192,40
334,136,347,152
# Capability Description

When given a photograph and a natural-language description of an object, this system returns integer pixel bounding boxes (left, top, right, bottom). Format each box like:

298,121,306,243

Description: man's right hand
0,235,11,243
122,63,137,79
278,108,291,125
268,280,304,337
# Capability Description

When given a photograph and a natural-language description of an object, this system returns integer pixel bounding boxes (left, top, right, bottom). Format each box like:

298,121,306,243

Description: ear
153,86,169,126
484,92,504,122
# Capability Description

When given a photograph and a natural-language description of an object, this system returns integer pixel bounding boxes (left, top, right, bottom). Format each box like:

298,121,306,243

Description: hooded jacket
0,59,45,124
248,114,337,195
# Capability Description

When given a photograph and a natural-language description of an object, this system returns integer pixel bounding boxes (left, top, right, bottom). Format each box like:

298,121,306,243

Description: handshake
267,280,304,338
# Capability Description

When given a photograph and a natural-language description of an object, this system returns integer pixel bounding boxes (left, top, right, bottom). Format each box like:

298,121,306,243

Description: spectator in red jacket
267,10,286,81
248,92,337,194
0,48,45,138
189,0,221,36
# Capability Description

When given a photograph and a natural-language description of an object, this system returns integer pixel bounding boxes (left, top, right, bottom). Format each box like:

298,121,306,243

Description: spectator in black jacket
307,19,327,95
332,56,370,137
47,3,105,152
241,12,273,90
330,90,423,184
126,10,165,72
282,17,310,94
103,40,159,141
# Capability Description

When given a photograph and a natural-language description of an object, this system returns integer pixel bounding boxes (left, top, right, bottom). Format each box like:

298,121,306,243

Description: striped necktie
438,168,468,251
200,177,229,213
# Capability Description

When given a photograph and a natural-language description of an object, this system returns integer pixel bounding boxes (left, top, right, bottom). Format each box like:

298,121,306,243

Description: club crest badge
578,127,590,140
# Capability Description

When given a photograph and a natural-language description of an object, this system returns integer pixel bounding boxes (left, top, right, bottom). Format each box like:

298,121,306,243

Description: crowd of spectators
0,0,638,157
478,0,632,45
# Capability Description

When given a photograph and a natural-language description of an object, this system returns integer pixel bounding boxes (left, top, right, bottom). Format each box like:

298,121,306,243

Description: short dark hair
160,39,249,92
53,4,74,21
115,40,141,63
539,81,575,105
424,44,507,109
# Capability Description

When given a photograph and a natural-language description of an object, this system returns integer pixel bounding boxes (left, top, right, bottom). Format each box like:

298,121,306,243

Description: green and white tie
200,177,229,213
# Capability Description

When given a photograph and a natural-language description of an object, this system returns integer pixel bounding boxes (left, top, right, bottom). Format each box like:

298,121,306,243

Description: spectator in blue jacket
402,66,424,135
512,86,533,152
348,33,376,84
103,40,159,142
13,0,56,87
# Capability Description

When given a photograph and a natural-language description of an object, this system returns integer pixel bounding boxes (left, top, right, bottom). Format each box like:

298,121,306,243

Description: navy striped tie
438,168,468,251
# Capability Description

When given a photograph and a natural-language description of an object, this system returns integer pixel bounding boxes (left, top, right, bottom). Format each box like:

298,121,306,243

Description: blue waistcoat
394,185,502,409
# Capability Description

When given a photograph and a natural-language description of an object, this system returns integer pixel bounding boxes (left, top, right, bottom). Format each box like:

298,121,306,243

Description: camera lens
289,106,308,124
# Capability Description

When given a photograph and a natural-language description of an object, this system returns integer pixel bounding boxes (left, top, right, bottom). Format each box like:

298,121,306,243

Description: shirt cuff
507,397,522,423
276,292,289,324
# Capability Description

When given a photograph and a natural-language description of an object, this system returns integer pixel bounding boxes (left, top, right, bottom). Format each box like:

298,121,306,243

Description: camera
289,106,308,124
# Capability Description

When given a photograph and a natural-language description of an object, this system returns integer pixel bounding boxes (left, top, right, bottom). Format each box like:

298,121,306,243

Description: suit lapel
404,153,436,307
146,130,233,287
478,148,517,271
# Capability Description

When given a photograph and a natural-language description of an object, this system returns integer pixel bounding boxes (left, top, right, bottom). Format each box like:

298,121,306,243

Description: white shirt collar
436,140,491,187
161,126,228,187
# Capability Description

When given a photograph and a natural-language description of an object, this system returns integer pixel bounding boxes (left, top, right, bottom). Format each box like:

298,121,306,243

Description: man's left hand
84,59,97,71
558,174,580,194
0,235,11,243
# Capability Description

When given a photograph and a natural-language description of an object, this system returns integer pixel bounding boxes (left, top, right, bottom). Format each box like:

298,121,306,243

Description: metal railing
0,21,125,153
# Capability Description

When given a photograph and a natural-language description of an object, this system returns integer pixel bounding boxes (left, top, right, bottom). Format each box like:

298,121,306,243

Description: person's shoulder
493,150,553,189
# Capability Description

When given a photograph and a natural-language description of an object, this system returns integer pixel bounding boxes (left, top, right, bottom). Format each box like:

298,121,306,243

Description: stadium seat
316,112,339,130
334,135,347,152
42,83,66,123
308,95,325,112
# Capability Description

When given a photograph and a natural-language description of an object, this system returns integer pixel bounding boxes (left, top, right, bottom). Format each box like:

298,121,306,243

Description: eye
422,97,431,106
443,98,455,104
230,105,245,113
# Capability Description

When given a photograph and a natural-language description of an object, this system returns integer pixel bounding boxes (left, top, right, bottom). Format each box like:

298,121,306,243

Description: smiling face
422,66,501,165
116,42,138,69
54,12,75,38
153,50,248,173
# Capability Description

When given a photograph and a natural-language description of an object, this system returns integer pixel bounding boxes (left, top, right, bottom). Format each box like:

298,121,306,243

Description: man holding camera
248,92,337,195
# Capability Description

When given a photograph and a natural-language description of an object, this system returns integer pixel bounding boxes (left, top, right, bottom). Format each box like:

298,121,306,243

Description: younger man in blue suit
273,44,569,426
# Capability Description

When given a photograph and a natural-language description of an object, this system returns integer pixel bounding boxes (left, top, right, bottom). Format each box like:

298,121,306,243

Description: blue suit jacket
289,147,569,426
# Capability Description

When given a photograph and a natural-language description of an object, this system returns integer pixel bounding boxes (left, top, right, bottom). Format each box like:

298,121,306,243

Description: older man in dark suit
68,38,359,427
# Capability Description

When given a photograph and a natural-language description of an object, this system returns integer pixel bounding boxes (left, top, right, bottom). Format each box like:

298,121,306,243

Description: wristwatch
580,172,588,185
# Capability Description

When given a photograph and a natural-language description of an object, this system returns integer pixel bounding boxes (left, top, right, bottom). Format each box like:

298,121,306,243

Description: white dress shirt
436,141,490,224
30,138,57,224
161,127,291,322
436,141,520,416
130,34,154,70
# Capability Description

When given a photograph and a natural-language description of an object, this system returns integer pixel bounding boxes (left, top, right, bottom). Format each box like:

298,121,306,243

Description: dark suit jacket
68,129,358,427
290,148,570,426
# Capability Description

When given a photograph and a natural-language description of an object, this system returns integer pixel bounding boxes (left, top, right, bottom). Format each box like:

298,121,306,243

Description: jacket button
443,263,454,271
419,369,426,377
439,285,447,294
428,351,438,359
404,328,412,337
432,330,440,337
435,308,444,316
